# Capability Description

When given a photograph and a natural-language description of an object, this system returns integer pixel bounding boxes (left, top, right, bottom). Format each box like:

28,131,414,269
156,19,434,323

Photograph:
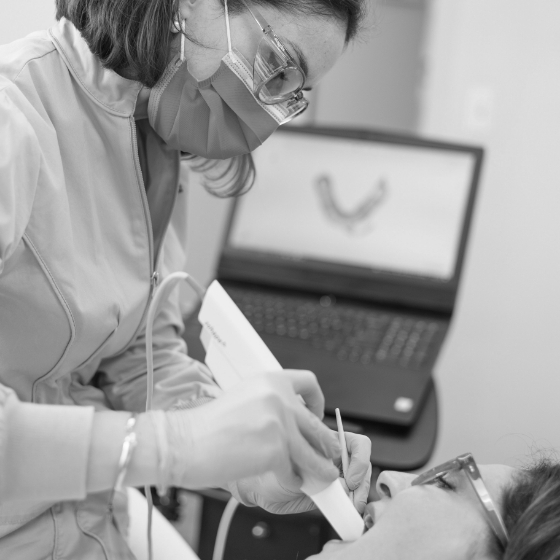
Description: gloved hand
162,370,340,490
228,431,372,515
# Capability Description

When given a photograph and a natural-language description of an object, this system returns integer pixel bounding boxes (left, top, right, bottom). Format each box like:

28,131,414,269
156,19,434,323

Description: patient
310,453,560,560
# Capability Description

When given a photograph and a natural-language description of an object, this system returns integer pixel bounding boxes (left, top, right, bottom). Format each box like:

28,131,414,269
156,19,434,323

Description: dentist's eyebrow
283,38,310,83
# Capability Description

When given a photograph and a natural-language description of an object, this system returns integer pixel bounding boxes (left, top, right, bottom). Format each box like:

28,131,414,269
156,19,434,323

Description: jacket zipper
118,118,180,353
118,117,158,352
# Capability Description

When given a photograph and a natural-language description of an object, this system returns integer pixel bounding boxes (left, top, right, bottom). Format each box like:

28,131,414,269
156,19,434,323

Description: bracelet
114,414,138,491
108,414,138,514
147,410,170,496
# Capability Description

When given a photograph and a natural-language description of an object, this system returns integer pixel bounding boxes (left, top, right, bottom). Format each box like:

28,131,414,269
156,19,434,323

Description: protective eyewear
411,453,509,549
240,0,308,121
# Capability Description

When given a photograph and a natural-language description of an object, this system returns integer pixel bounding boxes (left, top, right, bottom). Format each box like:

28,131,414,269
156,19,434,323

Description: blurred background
4,0,560,472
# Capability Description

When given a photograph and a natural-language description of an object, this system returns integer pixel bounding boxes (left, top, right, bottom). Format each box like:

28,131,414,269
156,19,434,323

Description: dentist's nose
376,470,416,499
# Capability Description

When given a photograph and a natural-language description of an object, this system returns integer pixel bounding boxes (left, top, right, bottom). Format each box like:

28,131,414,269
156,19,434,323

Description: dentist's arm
92,371,340,493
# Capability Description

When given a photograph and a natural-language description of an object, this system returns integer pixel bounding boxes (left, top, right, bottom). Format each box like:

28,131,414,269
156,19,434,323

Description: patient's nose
376,471,416,499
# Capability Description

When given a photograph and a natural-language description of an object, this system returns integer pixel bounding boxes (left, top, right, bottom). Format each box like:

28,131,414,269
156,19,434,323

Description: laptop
214,125,483,426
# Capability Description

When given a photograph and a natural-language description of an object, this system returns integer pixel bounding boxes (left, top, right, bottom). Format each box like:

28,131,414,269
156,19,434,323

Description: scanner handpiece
198,280,365,541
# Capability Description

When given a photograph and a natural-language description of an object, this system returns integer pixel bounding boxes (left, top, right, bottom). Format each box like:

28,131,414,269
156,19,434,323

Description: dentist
0,0,370,558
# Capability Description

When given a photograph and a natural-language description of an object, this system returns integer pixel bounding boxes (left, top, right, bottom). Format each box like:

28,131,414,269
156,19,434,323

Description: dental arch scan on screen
229,133,475,281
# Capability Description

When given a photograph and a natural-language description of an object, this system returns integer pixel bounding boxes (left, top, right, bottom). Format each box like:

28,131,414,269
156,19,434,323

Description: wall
313,0,427,132
0,2,55,44
419,0,560,469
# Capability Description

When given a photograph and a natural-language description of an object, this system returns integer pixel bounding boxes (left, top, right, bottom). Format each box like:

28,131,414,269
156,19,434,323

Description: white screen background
229,134,475,280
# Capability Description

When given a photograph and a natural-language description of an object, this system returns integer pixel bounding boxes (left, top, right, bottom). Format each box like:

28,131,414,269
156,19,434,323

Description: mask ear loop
224,0,233,53
180,20,186,62
171,15,186,62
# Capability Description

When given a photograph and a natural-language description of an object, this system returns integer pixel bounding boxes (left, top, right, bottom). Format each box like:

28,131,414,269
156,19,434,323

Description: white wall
314,0,427,132
419,0,560,468
0,1,56,45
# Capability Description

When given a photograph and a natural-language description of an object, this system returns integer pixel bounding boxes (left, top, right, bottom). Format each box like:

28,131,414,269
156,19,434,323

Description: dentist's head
55,0,366,193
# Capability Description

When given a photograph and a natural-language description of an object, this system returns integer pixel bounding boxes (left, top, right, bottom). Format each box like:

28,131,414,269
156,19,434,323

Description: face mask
148,1,292,159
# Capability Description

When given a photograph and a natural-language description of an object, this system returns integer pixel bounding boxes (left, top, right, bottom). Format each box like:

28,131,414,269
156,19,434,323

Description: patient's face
309,463,516,560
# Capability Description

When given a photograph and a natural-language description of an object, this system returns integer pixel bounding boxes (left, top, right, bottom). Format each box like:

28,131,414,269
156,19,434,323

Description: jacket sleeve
96,195,223,413
0,383,94,502
0,86,95,504
97,289,222,412
0,86,40,274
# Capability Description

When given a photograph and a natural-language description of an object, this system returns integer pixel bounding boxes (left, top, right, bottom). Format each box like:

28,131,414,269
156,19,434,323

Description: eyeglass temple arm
463,465,509,546
239,0,271,33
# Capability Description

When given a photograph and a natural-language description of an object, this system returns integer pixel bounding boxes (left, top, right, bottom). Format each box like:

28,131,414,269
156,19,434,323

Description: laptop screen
220,127,483,312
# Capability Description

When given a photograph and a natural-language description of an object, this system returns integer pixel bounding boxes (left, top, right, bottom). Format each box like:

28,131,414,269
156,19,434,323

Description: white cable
146,271,206,411
144,271,206,560
212,497,240,560
224,0,232,53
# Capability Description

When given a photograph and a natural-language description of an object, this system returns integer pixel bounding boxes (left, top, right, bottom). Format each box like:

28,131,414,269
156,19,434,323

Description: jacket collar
49,18,143,116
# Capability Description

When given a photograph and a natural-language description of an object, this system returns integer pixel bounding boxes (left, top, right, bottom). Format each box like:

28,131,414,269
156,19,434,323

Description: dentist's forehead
257,8,346,88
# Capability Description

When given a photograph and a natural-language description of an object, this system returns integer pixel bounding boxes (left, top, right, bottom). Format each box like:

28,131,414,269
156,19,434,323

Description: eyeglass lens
254,37,305,103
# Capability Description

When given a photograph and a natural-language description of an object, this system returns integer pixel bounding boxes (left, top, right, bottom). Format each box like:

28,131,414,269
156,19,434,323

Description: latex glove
164,370,340,490
228,470,315,515
229,430,372,515
335,432,372,514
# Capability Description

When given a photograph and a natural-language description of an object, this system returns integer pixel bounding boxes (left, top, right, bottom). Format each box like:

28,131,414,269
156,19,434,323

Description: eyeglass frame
238,0,308,109
411,452,509,549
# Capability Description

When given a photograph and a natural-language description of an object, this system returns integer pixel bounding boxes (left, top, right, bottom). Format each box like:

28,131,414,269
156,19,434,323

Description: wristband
147,410,170,496
109,413,138,512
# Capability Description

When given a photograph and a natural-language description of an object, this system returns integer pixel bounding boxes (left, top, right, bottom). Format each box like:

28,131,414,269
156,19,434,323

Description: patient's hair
55,0,367,197
492,459,560,560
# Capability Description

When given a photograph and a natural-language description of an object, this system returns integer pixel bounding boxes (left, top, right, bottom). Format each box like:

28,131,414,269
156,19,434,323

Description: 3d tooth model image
314,174,388,235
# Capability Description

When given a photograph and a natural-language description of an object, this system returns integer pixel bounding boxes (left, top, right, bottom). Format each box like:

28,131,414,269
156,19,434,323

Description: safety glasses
240,0,308,120
411,453,509,549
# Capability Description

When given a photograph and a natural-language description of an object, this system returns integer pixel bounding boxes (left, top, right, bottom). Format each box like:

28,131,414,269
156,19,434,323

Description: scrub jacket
0,18,222,559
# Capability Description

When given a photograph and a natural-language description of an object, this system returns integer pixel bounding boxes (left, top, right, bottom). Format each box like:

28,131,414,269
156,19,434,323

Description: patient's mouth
364,513,374,530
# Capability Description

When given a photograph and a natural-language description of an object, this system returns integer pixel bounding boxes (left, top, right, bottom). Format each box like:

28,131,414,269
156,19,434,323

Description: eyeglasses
239,0,308,121
411,453,509,549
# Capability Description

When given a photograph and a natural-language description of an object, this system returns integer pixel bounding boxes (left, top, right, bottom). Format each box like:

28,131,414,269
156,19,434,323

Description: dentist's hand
229,430,372,515
166,370,340,490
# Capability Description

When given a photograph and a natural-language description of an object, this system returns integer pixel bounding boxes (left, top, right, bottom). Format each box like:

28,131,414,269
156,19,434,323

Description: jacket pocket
0,240,73,400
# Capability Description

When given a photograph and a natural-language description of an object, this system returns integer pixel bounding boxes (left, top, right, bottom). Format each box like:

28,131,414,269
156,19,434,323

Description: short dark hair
55,0,366,197
490,459,560,560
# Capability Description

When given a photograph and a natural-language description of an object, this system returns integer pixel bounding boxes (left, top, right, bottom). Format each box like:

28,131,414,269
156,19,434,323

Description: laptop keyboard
226,286,443,369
